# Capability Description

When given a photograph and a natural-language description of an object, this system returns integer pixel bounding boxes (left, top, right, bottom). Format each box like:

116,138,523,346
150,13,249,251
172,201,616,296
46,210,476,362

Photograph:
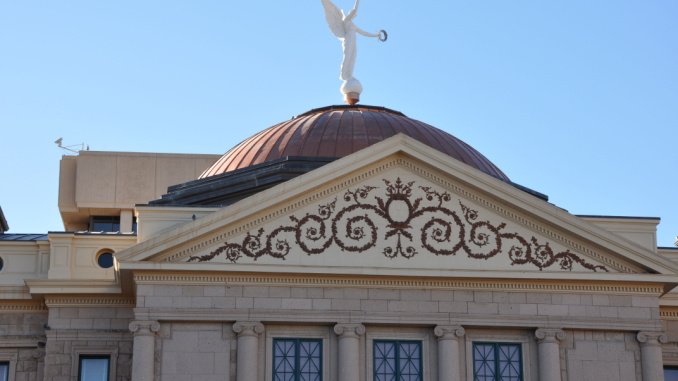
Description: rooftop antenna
54,137,89,153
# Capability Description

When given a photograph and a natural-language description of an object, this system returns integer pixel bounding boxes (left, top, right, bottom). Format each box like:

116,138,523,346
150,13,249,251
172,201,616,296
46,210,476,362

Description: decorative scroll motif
189,178,608,272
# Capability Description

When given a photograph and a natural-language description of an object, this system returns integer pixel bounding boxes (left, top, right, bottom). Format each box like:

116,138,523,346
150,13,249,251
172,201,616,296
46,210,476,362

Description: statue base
344,92,360,105
341,78,363,105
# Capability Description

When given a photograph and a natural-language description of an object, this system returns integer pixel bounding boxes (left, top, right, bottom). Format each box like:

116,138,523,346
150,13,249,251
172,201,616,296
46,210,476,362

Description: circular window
97,251,114,269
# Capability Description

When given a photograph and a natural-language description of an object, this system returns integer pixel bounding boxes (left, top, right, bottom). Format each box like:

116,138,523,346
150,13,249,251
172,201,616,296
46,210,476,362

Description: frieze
189,178,607,272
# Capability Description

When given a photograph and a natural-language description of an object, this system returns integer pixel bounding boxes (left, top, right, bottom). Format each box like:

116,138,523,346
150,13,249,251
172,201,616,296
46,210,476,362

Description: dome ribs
275,114,317,158
208,128,268,176
362,109,388,145
251,118,299,165
334,109,354,157
227,122,282,172
299,110,334,157
317,110,342,158
350,109,370,153
280,113,323,158
200,105,509,182
382,111,439,152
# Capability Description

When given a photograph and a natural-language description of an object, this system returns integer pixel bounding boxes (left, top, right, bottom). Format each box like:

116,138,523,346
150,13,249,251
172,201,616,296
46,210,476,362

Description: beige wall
132,280,661,381
58,151,220,231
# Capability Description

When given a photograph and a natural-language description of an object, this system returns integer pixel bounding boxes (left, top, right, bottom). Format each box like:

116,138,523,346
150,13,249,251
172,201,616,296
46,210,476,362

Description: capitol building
1,104,678,381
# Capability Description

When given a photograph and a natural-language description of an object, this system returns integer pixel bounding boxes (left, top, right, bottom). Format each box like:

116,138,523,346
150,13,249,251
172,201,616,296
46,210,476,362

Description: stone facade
2,135,678,381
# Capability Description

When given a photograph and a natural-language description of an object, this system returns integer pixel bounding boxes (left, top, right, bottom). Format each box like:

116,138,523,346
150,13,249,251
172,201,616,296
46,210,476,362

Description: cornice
132,270,664,296
26,279,122,295
44,295,135,308
0,300,47,313
660,307,678,320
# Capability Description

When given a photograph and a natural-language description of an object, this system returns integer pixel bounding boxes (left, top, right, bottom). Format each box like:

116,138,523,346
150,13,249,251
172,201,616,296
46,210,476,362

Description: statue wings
321,0,346,38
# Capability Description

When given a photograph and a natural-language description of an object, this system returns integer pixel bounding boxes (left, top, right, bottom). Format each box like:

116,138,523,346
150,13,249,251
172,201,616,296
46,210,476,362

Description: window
78,356,110,381
666,367,678,381
0,362,8,381
373,340,422,381
90,216,120,233
272,339,322,381
473,343,522,381
96,251,114,269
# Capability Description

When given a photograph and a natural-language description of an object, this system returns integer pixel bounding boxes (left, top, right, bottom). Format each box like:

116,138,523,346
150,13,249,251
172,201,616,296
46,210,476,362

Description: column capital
233,321,265,337
434,325,465,340
535,328,565,344
334,323,366,338
129,320,160,336
637,331,668,346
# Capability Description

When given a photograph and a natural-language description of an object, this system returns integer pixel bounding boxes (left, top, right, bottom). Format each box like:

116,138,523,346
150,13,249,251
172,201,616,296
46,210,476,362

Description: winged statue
321,0,386,104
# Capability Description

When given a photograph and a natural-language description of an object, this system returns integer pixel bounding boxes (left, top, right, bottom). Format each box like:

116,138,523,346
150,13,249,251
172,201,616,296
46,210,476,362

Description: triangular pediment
117,135,678,281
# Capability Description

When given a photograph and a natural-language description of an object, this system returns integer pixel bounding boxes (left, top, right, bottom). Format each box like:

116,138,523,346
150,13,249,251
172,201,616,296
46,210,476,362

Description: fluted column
434,325,465,381
637,331,668,381
129,320,160,381
334,323,365,381
233,321,264,381
535,328,565,381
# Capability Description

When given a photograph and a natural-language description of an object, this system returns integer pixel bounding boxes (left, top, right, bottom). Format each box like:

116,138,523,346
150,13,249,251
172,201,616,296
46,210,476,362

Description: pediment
117,135,678,279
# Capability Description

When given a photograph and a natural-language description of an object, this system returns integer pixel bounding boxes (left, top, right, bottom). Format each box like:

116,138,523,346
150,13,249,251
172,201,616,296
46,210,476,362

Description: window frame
78,355,110,381
72,346,117,381
464,330,532,381
0,351,17,381
472,342,523,381
265,325,330,381
373,339,423,381
272,338,323,381
366,327,431,381
89,216,121,233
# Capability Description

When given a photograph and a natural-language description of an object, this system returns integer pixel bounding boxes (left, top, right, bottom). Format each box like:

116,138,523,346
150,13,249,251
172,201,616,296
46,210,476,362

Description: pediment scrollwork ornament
189,178,607,272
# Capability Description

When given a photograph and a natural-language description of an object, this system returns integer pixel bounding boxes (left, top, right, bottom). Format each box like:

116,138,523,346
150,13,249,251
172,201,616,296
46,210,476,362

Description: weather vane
321,0,387,105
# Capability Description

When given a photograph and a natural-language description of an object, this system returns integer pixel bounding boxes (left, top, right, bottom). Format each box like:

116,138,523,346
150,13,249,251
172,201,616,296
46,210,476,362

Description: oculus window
473,342,522,381
373,340,422,381
0,362,8,381
96,251,114,269
78,356,110,381
272,338,322,381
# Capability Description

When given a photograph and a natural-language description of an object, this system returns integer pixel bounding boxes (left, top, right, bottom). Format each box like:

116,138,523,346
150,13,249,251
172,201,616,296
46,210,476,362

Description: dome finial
320,0,387,105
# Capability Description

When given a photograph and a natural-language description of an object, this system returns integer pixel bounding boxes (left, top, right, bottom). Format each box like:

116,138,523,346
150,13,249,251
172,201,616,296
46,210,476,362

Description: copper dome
200,105,509,181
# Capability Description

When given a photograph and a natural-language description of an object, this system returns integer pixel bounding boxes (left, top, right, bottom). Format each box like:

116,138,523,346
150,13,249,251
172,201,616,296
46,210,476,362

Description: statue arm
355,26,379,38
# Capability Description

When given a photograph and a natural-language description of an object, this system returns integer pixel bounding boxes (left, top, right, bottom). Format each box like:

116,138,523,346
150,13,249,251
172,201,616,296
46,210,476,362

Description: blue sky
0,1,676,247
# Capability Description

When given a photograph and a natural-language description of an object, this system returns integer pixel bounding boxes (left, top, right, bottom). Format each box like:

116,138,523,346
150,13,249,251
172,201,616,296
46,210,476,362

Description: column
434,325,465,381
233,321,264,381
334,323,366,381
129,320,160,381
637,331,668,381
120,210,134,233
535,328,565,381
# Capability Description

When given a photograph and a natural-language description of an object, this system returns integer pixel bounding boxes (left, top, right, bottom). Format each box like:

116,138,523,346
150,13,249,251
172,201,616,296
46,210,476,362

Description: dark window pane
665,367,678,381
373,340,421,381
90,217,121,232
79,356,109,381
0,362,8,381
273,339,321,381
473,343,522,381
97,252,114,269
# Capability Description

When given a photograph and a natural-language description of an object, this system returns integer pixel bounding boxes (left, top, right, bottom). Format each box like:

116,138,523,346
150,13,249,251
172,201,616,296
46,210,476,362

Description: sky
0,1,676,247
